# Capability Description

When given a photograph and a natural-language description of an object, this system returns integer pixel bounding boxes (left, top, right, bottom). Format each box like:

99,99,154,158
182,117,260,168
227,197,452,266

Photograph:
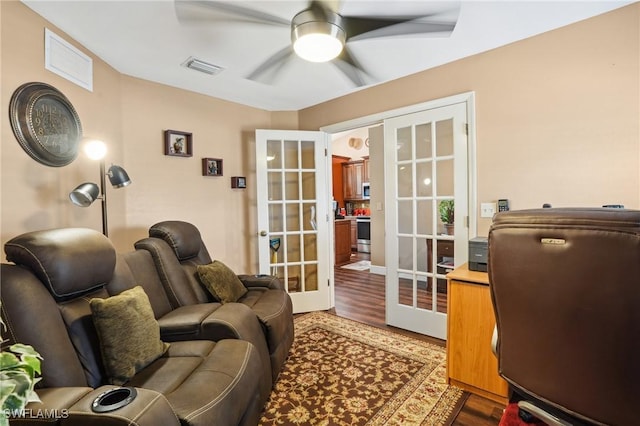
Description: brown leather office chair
488,208,640,426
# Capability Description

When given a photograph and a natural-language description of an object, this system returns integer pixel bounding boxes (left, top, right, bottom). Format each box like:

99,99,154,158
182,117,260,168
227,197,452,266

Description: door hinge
328,279,330,287
324,148,328,156
464,123,469,135
464,215,469,228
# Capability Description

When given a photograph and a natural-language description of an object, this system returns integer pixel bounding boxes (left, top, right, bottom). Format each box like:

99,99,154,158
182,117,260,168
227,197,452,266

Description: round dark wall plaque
9,82,83,167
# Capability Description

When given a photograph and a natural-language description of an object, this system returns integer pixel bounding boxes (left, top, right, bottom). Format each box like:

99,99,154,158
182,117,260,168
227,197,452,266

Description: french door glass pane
398,236,413,270
287,234,300,263
397,164,412,198
399,277,412,307
305,264,318,291
268,204,283,233
284,140,298,168
416,237,428,273
436,159,454,196
267,171,282,200
286,204,299,231
267,140,281,169
417,278,431,310
397,126,412,161
398,200,413,234
303,235,317,261
285,172,298,200
416,123,432,159
435,119,454,157
301,140,315,169
416,200,433,235
416,162,433,197
301,172,316,200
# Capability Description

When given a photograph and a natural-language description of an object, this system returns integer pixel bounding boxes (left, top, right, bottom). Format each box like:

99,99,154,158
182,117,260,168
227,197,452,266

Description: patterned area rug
259,312,466,425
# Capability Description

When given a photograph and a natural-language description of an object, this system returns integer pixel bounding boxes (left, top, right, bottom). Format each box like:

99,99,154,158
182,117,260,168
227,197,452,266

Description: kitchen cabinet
335,220,351,265
343,161,363,200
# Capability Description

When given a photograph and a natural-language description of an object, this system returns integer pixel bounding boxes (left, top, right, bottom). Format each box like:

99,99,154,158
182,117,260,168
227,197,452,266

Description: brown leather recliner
488,208,640,426
2,228,267,426
135,220,294,383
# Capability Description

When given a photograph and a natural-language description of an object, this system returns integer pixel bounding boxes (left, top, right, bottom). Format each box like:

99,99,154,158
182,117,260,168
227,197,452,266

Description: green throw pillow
90,286,169,385
197,261,247,303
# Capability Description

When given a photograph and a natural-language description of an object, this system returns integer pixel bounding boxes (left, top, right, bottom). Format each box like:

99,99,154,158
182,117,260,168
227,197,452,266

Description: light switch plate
481,202,496,218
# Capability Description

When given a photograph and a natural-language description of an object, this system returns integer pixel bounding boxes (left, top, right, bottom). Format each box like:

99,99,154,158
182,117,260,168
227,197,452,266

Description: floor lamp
69,140,131,237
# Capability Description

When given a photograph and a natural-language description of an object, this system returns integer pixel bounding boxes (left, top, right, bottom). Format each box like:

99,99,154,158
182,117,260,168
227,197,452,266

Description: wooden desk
426,239,454,289
446,264,508,404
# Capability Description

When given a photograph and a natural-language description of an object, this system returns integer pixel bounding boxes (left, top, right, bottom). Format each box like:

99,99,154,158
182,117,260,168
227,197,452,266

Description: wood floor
331,252,504,426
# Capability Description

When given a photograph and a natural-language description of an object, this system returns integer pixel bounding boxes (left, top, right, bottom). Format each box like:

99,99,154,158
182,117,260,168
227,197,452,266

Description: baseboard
369,265,386,275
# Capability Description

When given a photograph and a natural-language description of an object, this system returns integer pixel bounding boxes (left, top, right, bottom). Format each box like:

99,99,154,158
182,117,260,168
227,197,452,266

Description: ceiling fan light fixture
292,9,345,63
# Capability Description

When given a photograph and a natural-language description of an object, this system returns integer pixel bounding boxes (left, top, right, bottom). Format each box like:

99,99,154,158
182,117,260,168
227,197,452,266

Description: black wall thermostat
498,199,510,212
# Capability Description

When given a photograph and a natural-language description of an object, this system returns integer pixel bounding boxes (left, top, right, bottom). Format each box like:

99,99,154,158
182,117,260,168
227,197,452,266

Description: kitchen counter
335,220,351,264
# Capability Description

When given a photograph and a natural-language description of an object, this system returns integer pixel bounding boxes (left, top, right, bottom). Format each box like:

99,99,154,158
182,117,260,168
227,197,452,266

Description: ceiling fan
175,0,459,86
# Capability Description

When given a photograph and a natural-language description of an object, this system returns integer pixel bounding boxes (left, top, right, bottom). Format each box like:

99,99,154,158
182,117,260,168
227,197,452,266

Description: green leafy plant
0,313,42,426
439,199,455,224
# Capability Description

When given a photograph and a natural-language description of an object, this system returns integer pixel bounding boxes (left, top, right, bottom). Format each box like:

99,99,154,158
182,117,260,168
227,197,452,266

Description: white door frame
321,91,479,268
321,92,477,335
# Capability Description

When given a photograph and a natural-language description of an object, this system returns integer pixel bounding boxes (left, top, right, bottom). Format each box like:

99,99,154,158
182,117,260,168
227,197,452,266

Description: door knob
259,230,268,237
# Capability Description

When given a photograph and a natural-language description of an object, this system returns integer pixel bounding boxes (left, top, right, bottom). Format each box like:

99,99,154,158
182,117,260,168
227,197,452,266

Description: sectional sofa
1,224,294,425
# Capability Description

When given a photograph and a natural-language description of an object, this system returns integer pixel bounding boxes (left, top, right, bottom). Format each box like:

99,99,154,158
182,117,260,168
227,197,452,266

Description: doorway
324,92,477,339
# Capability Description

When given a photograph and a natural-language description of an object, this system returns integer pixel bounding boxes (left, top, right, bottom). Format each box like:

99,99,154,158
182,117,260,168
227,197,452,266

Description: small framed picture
202,158,223,176
164,130,193,157
231,176,247,188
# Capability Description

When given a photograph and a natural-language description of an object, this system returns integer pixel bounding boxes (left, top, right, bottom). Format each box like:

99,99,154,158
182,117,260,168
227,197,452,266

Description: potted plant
439,200,455,235
1,313,42,426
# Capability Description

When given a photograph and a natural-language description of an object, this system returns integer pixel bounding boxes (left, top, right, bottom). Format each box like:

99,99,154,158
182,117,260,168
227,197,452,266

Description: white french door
255,129,331,313
384,102,468,338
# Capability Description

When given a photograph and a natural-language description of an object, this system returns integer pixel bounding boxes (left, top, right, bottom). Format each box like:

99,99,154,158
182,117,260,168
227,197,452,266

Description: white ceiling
23,0,633,111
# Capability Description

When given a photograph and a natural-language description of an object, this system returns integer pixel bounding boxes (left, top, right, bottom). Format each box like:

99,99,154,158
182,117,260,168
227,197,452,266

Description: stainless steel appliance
356,216,370,253
362,182,370,199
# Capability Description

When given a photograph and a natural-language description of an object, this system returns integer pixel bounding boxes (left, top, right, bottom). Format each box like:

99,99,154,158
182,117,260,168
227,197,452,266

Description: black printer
468,237,488,272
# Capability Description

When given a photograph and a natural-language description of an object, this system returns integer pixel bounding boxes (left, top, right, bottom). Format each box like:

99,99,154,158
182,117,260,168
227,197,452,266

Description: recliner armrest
11,387,179,426
157,303,273,393
237,274,284,290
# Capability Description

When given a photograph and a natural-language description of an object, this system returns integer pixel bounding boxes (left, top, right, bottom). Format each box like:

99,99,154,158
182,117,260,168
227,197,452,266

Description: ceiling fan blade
247,46,295,83
175,0,290,26
333,46,367,87
343,16,457,42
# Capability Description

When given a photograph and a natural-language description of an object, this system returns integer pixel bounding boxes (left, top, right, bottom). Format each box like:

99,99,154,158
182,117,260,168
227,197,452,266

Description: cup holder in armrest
91,387,138,413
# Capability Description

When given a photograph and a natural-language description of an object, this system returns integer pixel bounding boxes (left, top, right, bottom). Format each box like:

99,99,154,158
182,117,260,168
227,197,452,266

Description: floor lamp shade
69,182,100,207
68,163,131,236
108,165,131,188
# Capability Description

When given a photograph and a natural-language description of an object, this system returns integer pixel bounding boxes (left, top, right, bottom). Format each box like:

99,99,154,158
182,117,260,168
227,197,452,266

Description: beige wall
1,0,125,250
300,4,640,236
0,1,280,272
332,127,370,159
119,76,273,271
2,1,640,272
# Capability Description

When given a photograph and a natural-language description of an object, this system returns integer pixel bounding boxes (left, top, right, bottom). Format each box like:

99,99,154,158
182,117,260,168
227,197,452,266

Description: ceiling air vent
182,57,224,75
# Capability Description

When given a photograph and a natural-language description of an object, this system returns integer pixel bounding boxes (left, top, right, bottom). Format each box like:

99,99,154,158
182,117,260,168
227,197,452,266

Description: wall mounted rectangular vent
45,28,93,91
182,57,224,75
